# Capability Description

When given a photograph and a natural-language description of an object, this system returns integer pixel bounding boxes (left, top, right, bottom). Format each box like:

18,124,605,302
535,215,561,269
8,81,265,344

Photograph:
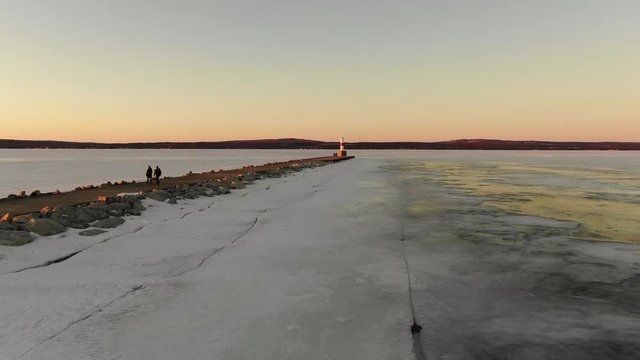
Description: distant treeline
1,138,639,150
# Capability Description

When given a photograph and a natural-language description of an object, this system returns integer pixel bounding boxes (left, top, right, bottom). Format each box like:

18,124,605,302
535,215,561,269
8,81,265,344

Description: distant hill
1,138,639,150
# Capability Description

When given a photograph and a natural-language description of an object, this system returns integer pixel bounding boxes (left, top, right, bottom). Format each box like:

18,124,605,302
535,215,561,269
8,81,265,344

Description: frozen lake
1,153,639,359
2,149,639,197
0,149,330,196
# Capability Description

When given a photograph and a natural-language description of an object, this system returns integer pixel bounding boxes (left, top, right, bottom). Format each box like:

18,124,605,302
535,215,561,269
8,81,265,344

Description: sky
1,0,639,142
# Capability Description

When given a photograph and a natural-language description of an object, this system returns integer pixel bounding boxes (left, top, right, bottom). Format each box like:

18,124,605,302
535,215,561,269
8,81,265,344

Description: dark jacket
146,167,153,178
154,167,162,178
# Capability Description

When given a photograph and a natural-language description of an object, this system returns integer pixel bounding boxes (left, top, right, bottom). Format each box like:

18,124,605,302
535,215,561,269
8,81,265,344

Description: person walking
154,166,162,185
146,166,153,184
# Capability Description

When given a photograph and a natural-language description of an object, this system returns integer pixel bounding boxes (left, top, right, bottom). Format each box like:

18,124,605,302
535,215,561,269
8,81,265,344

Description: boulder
79,207,109,221
1,213,14,222
145,192,167,202
167,197,177,204
7,194,19,200
106,203,130,216
124,209,142,216
0,230,33,246
118,195,140,205
24,218,67,236
11,214,36,224
29,190,41,197
131,201,146,212
0,222,16,230
51,206,90,229
93,217,125,229
18,191,26,197
86,204,109,212
79,229,108,236
230,181,246,189
218,186,230,194
40,206,53,217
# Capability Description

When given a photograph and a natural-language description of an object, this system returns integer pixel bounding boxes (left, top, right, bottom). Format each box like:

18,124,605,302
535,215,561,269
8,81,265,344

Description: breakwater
0,155,353,246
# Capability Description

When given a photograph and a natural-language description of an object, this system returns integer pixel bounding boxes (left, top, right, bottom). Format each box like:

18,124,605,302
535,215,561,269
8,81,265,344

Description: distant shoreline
2,138,640,151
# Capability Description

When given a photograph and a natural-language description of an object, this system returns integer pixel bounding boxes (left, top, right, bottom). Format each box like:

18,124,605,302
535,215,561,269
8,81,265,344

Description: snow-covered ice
2,154,640,360
0,160,412,360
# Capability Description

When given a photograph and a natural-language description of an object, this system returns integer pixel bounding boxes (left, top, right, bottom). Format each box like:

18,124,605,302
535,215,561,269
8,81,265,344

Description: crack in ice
17,284,145,359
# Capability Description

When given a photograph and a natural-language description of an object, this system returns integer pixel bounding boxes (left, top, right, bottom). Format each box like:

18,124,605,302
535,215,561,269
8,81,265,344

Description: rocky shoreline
0,160,328,246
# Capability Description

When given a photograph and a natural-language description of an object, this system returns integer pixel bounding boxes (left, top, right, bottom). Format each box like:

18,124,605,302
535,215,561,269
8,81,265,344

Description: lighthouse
337,136,347,157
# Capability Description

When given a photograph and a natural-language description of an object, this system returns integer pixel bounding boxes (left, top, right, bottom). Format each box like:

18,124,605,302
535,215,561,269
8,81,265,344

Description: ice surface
0,160,412,360
1,154,639,359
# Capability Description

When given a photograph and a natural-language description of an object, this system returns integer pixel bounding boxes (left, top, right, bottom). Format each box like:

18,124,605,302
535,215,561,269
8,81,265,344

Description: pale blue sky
1,1,639,141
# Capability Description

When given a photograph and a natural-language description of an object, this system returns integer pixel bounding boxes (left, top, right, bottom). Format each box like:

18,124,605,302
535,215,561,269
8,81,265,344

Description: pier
0,155,354,217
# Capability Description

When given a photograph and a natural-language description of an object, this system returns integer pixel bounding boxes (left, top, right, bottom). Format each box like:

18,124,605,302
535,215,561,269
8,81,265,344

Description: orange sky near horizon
1,1,639,143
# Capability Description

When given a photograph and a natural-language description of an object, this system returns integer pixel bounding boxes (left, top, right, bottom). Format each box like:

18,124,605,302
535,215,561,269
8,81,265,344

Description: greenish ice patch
399,161,640,243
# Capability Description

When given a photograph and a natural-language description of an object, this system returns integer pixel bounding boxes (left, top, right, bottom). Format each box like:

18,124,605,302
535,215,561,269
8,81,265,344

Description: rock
93,217,125,229
106,196,119,204
124,209,142,216
145,192,167,202
230,181,246,189
18,191,26,197
218,186,230,194
0,230,33,246
119,195,140,203
41,206,53,217
11,214,36,224
106,203,131,216
51,206,90,229
167,198,177,204
0,222,16,230
131,201,146,212
29,190,41,197
7,194,19,200
86,204,108,212
1,213,13,222
79,207,109,221
79,229,108,236
24,218,67,236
